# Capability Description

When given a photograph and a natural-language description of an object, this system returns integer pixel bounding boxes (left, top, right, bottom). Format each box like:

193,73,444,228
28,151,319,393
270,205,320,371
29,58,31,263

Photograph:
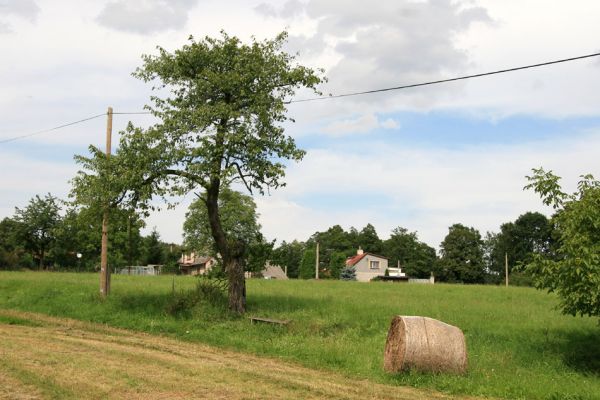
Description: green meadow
0,271,598,400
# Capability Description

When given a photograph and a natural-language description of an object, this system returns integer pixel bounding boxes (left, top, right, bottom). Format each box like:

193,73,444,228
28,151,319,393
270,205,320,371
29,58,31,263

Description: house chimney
357,247,364,255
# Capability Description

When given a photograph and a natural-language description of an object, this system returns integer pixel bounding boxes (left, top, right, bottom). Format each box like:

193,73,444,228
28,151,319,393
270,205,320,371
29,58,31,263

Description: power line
0,113,106,144
112,111,152,115
2,51,599,144
0,111,152,145
288,52,600,103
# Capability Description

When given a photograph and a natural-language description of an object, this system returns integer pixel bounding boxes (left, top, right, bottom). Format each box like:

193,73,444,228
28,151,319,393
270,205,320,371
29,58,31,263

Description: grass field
0,271,598,400
0,309,455,400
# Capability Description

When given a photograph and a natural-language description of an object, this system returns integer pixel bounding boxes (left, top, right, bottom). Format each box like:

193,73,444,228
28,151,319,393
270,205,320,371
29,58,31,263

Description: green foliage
0,217,22,269
165,277,228,317
439,223,485,283
298,248,316,279
142,228,164,265
183,188,272,273
524,168,600,318
339,266,356,281
71,31,323,311
357,223,383,254
12,194,61,269
383,227,437,278
307,225,353,268
1,272,599,399
270,240,304,278
328,252,346,279
484,212,555,284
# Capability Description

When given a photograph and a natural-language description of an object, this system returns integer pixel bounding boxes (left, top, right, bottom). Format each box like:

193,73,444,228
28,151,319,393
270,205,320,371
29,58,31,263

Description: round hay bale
383,316,467,374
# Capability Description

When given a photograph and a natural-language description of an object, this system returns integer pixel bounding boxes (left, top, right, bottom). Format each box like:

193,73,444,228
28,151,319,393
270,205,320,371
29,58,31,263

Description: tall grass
0,271,598,399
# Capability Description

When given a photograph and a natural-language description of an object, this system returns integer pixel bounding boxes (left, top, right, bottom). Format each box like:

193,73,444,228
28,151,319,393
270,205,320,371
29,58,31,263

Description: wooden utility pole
504,252,509,287
315,241,319,279
100,107,113,297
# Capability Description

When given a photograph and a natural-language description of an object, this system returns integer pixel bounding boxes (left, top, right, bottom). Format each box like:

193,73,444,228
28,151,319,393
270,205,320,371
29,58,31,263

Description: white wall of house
353,254,388,282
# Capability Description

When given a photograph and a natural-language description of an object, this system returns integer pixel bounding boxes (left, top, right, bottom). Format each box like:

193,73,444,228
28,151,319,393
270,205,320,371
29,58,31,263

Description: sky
1,0,600,250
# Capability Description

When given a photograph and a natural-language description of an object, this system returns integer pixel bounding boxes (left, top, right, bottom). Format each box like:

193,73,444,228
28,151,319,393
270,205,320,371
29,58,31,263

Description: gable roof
345,253,366,267
345,252,389,267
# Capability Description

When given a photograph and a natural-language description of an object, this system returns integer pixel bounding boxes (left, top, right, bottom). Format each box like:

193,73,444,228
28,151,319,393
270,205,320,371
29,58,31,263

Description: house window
370,260,380,269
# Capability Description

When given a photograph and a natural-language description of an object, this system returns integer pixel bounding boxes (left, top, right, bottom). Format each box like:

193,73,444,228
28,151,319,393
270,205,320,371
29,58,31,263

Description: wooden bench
249,317,291,326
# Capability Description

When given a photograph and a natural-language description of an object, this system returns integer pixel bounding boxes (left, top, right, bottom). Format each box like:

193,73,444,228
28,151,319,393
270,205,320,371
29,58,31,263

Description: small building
245,262,288,279
345,247,389,282
261,263,288,279
118,265,162,275
178,252,216,276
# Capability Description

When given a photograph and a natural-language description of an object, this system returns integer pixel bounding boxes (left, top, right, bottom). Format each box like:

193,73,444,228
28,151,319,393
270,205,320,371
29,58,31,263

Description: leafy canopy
524,168,600,318
439,223,485,283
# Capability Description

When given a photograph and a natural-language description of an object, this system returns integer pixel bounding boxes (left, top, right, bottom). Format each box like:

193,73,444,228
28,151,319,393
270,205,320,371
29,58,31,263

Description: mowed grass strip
0,310,459,400
0,271,598,399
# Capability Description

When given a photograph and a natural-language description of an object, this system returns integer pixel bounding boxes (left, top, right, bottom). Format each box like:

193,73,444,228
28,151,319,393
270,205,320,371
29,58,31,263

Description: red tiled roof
346,253,366,267
346,252,389,267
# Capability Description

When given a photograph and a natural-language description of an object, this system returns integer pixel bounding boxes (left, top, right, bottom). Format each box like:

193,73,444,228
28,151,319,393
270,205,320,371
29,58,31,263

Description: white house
345,247,389,282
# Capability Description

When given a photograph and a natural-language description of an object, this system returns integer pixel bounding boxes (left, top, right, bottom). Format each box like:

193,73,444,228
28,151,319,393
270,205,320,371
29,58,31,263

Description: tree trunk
226,256,246,313
205,177,247,314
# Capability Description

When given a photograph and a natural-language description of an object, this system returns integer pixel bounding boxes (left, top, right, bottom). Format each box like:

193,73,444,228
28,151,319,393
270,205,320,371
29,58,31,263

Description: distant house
245,262,288,279
345,247,389,282
261,263,288,279
118,265,162,275
178,252,216,276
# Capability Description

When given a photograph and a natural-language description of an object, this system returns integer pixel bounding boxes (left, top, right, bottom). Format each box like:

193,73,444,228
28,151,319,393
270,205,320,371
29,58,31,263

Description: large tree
13,194,61,270
485,212,555,284
75,32,323,312
383,227,437,278
357,223,383,254
439,223,485,283
524,168,600,318
271,240,304,278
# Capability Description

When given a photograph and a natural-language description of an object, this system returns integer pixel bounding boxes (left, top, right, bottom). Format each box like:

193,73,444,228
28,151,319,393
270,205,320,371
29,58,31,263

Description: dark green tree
439,223,485,283
142,228,164,265
13,194,61,270
183,188,271,274
328,251,347,279
73,32,323,312
524,168,600,318
357,223,383,254
271,240,304,278
383,227,437,278
299,248,316,279
307,224,355,273
0,217,25,269
339,266,356,281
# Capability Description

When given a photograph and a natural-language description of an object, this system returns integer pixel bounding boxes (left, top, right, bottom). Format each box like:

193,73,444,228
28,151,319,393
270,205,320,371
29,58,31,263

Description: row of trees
0,189,556,287
269,211,555,285
0,194,181,271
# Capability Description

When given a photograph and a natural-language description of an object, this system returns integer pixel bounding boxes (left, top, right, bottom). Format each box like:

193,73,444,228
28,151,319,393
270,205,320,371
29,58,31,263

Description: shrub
340,266,356,281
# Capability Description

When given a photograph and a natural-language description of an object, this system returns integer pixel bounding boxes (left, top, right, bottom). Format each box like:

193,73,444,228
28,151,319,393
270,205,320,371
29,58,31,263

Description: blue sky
1,0,600,249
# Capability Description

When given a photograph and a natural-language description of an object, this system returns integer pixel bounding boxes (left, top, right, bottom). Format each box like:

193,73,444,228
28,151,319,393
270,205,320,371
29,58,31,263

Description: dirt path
0,310,469,400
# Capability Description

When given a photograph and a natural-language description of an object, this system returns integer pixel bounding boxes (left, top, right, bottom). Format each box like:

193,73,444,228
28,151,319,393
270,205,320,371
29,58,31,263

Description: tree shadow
559,330,600,375
246,293,327,314
113,292,172,316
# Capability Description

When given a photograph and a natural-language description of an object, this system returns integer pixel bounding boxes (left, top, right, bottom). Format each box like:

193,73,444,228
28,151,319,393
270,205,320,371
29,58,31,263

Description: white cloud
321,113,400,136
0,0,39,33
380,118,400,129
255,129,600,248
0,151,77,217
96,0,199,34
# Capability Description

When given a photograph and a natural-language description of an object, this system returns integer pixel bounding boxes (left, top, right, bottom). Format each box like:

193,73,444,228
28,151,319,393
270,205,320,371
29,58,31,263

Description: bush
165,276,228,317
340,266,356,281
